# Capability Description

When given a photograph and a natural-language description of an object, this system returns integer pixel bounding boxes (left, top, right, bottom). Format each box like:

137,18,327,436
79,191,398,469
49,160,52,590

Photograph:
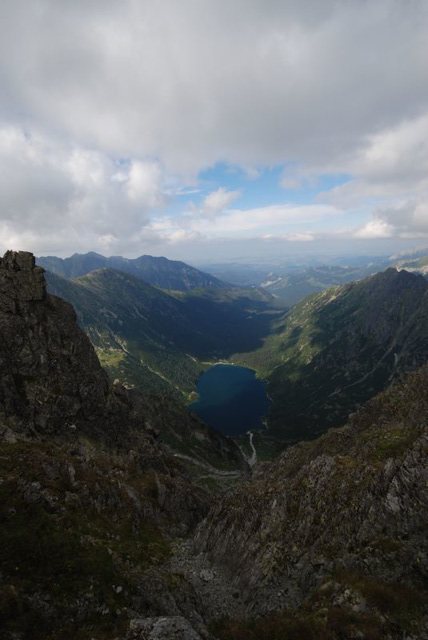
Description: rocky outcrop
0,250,126,443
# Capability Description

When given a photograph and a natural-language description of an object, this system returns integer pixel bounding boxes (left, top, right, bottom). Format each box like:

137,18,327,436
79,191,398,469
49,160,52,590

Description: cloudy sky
0,0,427,261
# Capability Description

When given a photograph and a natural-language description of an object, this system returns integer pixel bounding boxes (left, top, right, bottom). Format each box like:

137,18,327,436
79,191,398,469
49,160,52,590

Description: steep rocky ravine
194,365,428,638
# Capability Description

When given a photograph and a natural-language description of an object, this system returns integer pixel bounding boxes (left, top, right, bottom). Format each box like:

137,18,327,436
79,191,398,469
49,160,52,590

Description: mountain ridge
234,268,428,445
260,263,383,307
37,251,227,290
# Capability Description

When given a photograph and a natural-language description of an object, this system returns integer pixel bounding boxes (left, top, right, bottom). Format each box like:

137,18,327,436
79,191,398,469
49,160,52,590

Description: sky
0,0,427,262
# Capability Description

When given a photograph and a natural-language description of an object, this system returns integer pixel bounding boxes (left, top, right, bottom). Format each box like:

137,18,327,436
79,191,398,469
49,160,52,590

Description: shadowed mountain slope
45,268,278,396
1,251,427,640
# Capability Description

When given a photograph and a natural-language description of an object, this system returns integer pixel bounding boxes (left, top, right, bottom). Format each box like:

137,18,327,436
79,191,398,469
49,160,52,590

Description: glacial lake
189,364,270,436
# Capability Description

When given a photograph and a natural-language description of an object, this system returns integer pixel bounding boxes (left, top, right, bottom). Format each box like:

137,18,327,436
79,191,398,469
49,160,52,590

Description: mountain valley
45,253,428,458
4,2,428,638
0,251,427,640
45,266,278,400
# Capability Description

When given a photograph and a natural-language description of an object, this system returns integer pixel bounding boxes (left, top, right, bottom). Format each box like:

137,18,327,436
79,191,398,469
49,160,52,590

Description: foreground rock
0,250,136,445
195,366,428,638
127,616,209,639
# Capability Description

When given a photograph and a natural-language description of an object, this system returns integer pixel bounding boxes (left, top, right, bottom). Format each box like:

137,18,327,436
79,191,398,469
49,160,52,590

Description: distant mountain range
37,251,227,290
389,244,428,261
393,255,428,276
260,263,382,306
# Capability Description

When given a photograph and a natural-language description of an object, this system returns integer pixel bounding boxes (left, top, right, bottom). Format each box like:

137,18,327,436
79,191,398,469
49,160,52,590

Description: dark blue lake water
189,364,270,436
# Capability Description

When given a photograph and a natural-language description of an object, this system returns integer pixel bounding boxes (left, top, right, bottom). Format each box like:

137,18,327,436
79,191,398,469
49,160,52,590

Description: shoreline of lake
189,364,270,437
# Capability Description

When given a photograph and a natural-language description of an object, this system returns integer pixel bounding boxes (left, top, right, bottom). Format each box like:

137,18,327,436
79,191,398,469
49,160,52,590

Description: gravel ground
168,539,246,621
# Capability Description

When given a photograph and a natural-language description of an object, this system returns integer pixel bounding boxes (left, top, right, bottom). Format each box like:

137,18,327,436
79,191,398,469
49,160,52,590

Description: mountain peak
0,250,46,303
37,251,226,290
72,250,105,258
363,265,427,294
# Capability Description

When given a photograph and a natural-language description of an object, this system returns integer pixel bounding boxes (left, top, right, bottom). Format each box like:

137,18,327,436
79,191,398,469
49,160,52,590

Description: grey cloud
377,200,428,234
1,1,427,175
0,127,166,256
354,199,428,240
316,113,428,209
1,1,428,258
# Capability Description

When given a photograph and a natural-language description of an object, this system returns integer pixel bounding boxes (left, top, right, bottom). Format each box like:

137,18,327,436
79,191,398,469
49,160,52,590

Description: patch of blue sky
198,162,352,207
160,162,353,221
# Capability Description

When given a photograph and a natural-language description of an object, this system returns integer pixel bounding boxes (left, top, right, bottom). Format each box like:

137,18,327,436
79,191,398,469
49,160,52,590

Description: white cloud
0,126,167,256
354,200,428,240
263,232,315,242
149,203,341,241
354,219,394,239
318,114,428,207
199,187,241,218
211,204,339,235
281,232,315,242
168,229,202,244
126,161,165,207
67,149,106,189
1,1,427,176
379,200,428,235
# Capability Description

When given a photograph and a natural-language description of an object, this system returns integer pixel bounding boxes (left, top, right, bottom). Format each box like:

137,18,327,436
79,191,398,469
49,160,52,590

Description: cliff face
195,366,428,635
0,251,215,640
0,250,124,442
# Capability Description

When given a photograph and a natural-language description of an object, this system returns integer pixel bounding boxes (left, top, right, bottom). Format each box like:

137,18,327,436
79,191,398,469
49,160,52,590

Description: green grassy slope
46,269,201,397
234,269,428,442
